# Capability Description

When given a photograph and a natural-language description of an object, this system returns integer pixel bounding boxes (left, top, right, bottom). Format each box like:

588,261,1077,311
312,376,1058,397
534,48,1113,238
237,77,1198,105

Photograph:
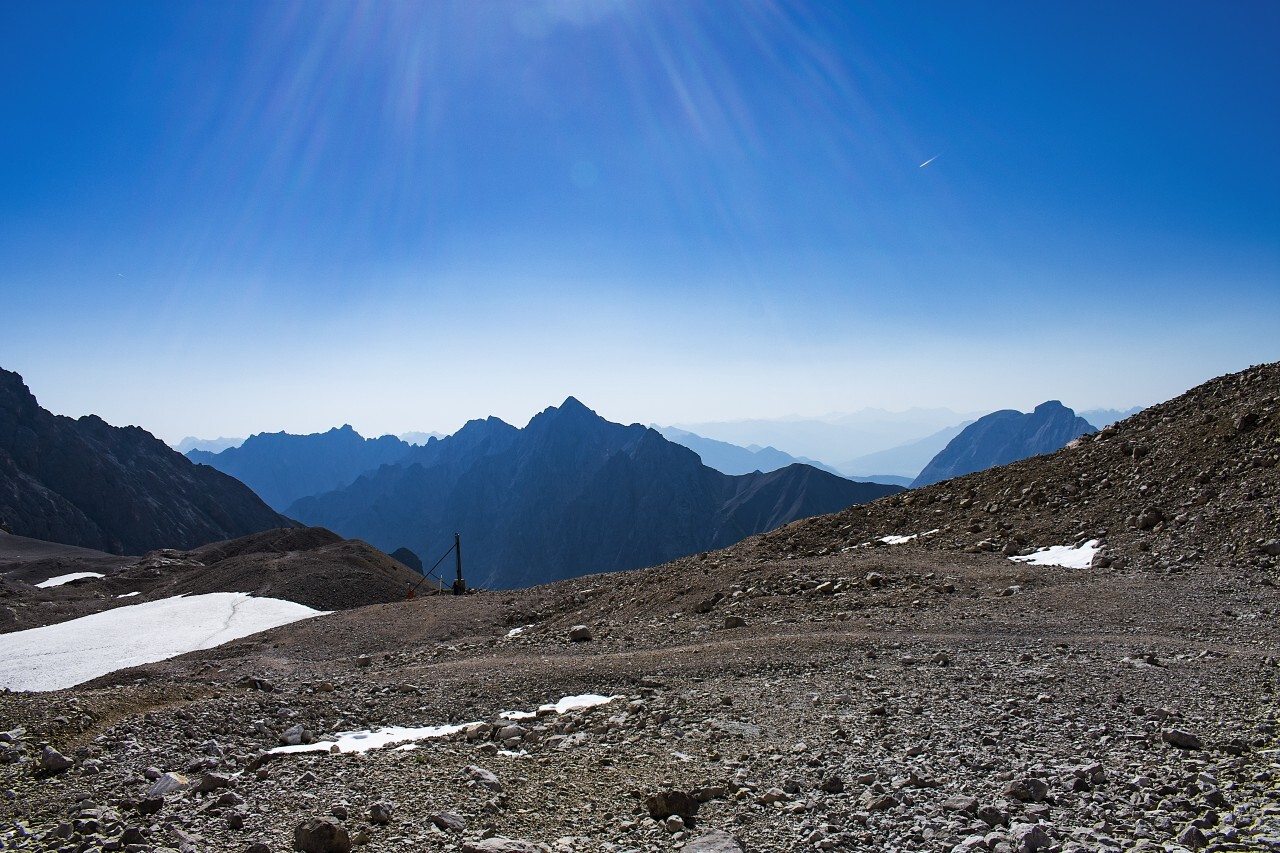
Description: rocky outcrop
912,401,1095,487
0,368,294,555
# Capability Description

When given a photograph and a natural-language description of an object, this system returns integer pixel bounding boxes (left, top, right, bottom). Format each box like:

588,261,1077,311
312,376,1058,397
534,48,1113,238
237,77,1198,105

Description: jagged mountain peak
531,396,603,424
0,367,293,553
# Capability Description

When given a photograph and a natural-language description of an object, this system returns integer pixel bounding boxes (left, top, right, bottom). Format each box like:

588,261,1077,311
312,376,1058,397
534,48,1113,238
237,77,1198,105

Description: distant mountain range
0,368,293,554
671,407,979,468
173,436,245,454
397,431,446,446
271,398,900,588
1079,406,1145,429
837,422,973,481
912,400,1096,488
187,426,417,512
652,426,843,476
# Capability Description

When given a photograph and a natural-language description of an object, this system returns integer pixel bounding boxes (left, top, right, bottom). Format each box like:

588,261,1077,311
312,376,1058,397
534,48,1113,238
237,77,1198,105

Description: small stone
292,817,350,853
680,830,745,852
977,804,1008,827
460,839,546,853
195,772,234,793
279,725,305,746
568,625,593,642
367,802,393,824
429,812,465,832
943,794,979,814
863,793,899,811
38,745,74,772
819,775,844,793
754,787,787,804
664,814,686,832
1162,728,1203,750
1177,823,1207,849
462,764,503,792
1004,778,1050,802
723,615,747,629
646,790,700,819
136,797,164,815
1010,822,1052,853
497,724,528,741
146,772,191,798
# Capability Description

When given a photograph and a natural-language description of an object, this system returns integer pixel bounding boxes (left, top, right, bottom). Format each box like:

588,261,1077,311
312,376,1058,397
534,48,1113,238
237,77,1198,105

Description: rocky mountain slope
762,363,1278,575
187,427,416,512
0,368,294,554
0,364,1274,853
288,398,901,589
912,401,1095,488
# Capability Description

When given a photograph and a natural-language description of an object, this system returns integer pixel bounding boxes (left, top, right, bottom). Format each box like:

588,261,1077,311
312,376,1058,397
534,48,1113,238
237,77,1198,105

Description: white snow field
0,592,327,692
1009,539,1101,570
34,571,105,588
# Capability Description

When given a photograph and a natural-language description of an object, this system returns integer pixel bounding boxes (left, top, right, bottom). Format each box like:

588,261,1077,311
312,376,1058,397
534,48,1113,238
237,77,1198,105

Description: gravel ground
1,363,1276,853
1,545,1276,853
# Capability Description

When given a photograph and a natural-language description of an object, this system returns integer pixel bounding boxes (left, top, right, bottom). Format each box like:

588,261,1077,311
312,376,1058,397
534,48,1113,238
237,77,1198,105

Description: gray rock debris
460,839,549,853
680,830,745,852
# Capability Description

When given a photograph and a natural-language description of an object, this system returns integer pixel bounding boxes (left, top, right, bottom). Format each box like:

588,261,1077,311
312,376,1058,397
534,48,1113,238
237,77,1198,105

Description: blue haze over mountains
189,399,900,589
911,401,1097,488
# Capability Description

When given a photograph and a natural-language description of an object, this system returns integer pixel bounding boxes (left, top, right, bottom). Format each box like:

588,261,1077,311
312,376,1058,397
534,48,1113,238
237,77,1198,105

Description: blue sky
3,1,1277,443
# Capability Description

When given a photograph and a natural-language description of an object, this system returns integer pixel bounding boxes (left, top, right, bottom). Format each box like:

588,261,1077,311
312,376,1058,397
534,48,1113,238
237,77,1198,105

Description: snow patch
271,694,623,756
272,723,472,755
1009,540,1100,570
35,572,104,588
847,529,941,549
115,591,140,599
500,693,618,719
0,593,328,691
504,625,531,638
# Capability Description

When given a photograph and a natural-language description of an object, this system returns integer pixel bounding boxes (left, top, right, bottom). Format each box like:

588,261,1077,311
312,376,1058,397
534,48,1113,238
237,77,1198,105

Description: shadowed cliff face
912,400,1095,487
0,368,294,554
287,397,902,589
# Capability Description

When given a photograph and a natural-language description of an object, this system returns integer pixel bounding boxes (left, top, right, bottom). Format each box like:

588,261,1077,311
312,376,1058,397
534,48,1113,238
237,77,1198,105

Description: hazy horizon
4,2,1276,444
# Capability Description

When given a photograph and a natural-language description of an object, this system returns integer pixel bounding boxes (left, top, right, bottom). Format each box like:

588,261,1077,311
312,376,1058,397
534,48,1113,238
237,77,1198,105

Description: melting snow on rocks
0,592,328,691
271,694,622,755
1009,539,1101,569
34,571,104,588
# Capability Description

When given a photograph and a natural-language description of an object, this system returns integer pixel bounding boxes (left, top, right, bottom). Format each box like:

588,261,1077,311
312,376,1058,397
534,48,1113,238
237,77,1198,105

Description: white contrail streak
919,155,938,168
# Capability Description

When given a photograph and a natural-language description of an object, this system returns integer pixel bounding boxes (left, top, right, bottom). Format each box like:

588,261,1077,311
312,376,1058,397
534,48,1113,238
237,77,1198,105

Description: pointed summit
528,396,607,431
